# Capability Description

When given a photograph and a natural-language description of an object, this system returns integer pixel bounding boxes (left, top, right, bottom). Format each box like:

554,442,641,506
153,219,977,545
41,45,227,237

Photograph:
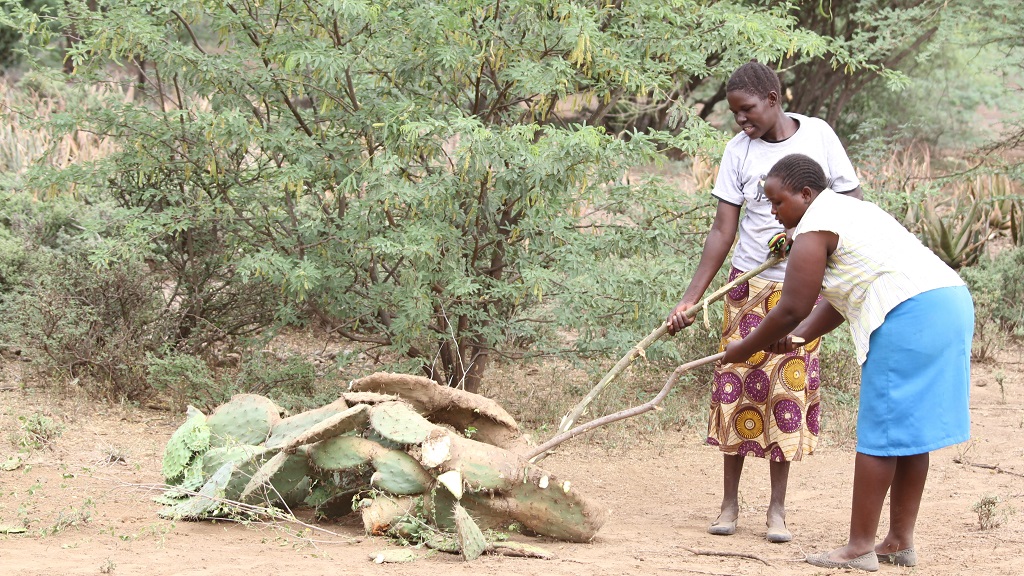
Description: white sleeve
711,136,747,206
819,122,860,193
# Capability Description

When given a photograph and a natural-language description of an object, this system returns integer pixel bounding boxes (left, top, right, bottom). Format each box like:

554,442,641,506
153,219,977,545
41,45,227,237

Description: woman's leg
822,452,896,561
876,453,929,554
767,459,791,538
709,454,744,533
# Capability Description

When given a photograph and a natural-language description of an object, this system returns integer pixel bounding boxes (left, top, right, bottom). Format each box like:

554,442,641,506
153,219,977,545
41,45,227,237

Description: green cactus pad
160,461,234,520
278,404,369,452
206,394,282,447
162,409,210,482
369,450,433,495
239,449,312,505
264,398,350,450
368,401,436,445
202,444,272,501
308,435,380,471
180,455,207,491
453,504,488,561
502,473,606,543
424,483,457,531
304,486,360,519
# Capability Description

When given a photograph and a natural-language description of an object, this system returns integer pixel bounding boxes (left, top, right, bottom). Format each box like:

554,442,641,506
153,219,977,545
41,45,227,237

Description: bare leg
767,459,791,539
875,453,929,554
821,452,896,561
709,454,743,533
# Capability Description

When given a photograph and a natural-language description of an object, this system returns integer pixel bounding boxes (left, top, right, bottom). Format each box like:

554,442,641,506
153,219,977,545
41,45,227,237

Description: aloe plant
912,190,992,269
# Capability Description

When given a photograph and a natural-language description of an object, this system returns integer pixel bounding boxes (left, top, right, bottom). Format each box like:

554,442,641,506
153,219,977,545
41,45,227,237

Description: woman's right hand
666,301,697,335
766,334,806,354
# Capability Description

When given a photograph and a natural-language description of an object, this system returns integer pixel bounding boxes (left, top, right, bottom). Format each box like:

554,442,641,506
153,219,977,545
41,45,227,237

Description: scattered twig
679,546,772,566
647,567,744,576
953,458,1024,478
103,478,361,543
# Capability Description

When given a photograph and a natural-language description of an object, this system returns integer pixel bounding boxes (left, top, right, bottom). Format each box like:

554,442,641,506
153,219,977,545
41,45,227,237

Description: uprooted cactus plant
157,373,606,559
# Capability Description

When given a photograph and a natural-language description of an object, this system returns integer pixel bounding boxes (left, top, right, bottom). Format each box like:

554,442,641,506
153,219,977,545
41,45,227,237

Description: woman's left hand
722,341,745,365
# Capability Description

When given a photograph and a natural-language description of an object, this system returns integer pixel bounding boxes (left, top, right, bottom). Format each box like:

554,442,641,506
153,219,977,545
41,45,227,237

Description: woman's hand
722,341,744,364
766,335,806,355
666,301,697,335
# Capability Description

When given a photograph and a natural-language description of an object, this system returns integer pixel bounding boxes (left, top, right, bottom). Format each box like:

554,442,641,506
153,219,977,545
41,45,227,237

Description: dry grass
0,80,123,189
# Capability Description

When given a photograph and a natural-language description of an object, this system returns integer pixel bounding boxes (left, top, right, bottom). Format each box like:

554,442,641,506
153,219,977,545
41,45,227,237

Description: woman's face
726,90,778,140
764,176,810,229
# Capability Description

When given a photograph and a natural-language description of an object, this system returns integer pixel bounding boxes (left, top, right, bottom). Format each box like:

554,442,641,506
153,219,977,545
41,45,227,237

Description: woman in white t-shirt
667,61,861,544
723,153,972,571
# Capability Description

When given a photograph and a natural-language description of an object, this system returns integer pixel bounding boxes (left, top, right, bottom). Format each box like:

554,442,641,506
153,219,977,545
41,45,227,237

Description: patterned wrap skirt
857,285,973,456
706,268,821,461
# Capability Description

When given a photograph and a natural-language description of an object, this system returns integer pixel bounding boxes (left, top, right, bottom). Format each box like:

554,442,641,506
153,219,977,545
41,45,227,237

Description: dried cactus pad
369,401,436,445
206,394,283,447
350,372,523,450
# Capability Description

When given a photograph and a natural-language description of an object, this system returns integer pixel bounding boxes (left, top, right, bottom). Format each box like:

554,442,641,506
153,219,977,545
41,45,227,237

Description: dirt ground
2,348,1023,576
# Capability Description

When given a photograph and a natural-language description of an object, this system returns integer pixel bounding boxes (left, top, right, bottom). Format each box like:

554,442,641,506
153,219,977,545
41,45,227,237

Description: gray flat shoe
806,550,879,572
877,548,917,567
707,518,736,536
765,522,792,543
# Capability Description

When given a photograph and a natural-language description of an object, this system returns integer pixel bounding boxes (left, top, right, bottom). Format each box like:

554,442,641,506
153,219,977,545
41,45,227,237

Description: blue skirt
857,285,973,456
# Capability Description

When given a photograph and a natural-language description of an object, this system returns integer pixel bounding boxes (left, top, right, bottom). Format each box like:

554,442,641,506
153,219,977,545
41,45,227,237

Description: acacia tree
4,0,877,392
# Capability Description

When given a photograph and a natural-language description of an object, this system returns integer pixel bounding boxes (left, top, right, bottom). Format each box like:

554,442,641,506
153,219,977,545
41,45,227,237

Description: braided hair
726,61,781,99
767,154,828,193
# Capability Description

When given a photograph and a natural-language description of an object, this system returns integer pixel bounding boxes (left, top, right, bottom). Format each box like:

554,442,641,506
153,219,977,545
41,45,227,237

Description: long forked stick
527,351,726,462
553,254,784,438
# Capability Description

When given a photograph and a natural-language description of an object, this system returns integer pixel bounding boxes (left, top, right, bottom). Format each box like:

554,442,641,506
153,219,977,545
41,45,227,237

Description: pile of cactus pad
158,372,606,557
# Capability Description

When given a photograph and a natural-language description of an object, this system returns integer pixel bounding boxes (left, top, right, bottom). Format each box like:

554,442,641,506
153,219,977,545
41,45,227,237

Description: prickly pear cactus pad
157,378,607,551
308,435,380,470
205,394,283,447
368,401,436,445
369,450,433,495
350,372,525,451
264,398,351,450
162,407,210,483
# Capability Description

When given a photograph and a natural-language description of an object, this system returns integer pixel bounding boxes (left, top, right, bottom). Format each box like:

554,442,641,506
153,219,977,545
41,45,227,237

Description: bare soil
2,348,1022,576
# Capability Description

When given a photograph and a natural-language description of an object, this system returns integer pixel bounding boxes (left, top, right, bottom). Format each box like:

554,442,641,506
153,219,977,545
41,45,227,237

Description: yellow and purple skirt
706,268,821,462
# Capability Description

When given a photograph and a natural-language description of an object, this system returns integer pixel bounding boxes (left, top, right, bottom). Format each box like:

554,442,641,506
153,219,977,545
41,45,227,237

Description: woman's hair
767,154,828,193
726,60,781,98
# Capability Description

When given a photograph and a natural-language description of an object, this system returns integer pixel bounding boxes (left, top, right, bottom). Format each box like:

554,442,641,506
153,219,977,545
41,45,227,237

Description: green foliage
0,0,53,69
146,352,219,411
972,495,1015,530
0,0,868,393
2,249,171,399
960,246,1024,359
15,412,63,451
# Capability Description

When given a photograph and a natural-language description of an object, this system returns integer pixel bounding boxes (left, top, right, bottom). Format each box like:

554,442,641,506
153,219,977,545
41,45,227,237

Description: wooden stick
554,254,784,436
527,351,725,462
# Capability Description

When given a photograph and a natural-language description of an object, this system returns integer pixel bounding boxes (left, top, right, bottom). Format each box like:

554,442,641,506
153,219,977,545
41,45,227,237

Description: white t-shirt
794,189,965,364
712,113,860,281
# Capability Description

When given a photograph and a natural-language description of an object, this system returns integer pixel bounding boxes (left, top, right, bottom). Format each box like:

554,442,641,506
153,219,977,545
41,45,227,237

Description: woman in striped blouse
721,153,973,572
